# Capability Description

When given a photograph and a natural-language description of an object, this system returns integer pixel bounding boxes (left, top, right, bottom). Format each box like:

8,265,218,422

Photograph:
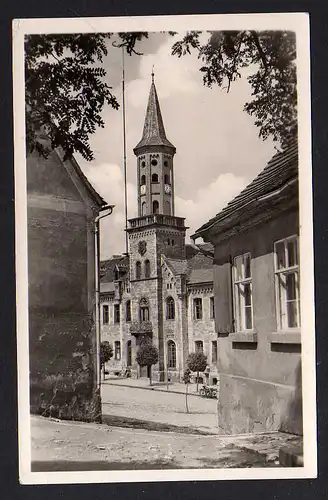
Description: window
126,340,132,366
210,297,215,319
136,261,141,279
151,159,158,166
274,236,300,329
139,298,150,322
114,304,120,324
167,340,176,368
166,297,175,320
193,298,203,320
144,260,151,278
141,202,146,216
114,341,121,360
164,173,170,185
102,305,109,324
233,253,253,331
125,300,131,322
141,175,146,185
195,340,203,353
212,341,218,363
152,200,159,214
151,173,159,183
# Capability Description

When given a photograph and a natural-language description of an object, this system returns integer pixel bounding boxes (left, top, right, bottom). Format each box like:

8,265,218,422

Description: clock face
164,184,171,194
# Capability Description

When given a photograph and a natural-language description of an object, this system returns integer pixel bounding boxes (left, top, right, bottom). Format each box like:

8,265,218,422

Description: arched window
125,300,131,322
151,173,159,183
136,261,141,279
144,260,151,278
141,175,146,186
152,200,159,214
139,298,150,322
164,173,170,185
141,202,146,216
164,201,171,215
166,296,175,320
126,340,132,366
168,340,176,369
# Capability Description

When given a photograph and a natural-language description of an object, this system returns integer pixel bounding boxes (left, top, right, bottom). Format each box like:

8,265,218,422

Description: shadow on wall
280,360,303,435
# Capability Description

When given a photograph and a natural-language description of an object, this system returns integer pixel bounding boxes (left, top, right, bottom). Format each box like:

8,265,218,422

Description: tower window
141,160,146,167
151,173,159,183
139,298,150,322
136,261,141,279
141,202,146,216
144,260,151,278
164,160,168,167
141,175,146,186
166,297,175,320
152,200,159,214
164,173,170,185
151,159,158,166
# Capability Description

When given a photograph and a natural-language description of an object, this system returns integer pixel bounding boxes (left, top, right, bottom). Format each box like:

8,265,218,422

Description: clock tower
126,73,187,380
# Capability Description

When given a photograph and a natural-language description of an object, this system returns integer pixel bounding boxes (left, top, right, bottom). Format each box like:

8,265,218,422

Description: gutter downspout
94,204,114,390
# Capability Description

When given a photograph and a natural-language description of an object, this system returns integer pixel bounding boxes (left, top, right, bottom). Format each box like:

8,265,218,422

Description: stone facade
193,143,302,435
100,78,218,384
28,144,107,421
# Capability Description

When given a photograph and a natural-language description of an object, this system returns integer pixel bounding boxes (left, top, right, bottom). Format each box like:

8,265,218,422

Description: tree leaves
25,33,147,161
171,30,297,148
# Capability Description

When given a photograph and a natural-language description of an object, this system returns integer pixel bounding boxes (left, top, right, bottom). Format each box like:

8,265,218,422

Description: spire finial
151,65,155,83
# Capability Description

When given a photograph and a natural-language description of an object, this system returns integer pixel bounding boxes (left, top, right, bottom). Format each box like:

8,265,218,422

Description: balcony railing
128,214,186,230
129,321,153,336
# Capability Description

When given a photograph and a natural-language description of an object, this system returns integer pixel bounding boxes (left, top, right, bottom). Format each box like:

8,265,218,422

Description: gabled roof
162,248,214,286
164,257,189,276
188,267,214,285
193,142,298,238
100,254,129,282
134,79,175,152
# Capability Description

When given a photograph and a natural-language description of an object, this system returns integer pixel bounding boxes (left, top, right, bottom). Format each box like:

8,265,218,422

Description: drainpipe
94,204,114,390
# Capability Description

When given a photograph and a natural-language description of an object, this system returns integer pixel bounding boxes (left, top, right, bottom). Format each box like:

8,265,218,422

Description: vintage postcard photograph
13,13,316,484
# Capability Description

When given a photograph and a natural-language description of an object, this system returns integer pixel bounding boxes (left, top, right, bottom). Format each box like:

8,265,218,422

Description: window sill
229,331,257,343
269,331,301,345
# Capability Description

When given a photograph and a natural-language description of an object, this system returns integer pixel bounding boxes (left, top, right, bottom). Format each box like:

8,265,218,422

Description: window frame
114,341,121,360
233,253,254,332
113,304,120,324
167,340,176,369
274,235,300,331
195,340,204,353
139,298,150,323
166,296,175,320
102,304,109,324
211,341,218,363
193,297,203,320
210,296,215,320
125,300,131,322
144,259,151,278
136,261,141,280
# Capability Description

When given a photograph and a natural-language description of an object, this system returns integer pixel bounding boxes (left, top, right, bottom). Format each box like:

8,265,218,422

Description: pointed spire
134,75,175,153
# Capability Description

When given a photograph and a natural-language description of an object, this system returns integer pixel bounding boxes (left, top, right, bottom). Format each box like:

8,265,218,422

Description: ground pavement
31,415,302,471
101,380,218,434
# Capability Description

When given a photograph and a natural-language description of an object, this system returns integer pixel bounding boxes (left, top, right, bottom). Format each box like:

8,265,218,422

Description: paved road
101,383,218,433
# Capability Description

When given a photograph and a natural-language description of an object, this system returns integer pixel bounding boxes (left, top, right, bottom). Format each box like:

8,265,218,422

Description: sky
78,32,276,259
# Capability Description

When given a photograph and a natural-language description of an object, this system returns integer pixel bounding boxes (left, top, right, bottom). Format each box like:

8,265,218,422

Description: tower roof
134,76,175,153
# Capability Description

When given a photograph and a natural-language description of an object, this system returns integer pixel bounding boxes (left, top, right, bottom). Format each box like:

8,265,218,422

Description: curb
102,381,207,398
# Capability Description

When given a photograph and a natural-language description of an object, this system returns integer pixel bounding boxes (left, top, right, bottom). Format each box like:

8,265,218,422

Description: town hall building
100,75,218,384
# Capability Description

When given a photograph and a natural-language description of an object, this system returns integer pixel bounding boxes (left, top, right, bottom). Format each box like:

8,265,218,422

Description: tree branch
249,31,268,73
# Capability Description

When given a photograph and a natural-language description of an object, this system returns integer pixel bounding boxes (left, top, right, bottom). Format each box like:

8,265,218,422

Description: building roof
100,254,129,282
193,142,298,238
133,78,175,152
188,267,214,285
100,282,115,293
165,257,189,276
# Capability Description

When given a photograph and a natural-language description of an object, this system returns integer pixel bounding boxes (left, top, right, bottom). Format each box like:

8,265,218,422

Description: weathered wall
213,209,302,434
27,150,100,422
